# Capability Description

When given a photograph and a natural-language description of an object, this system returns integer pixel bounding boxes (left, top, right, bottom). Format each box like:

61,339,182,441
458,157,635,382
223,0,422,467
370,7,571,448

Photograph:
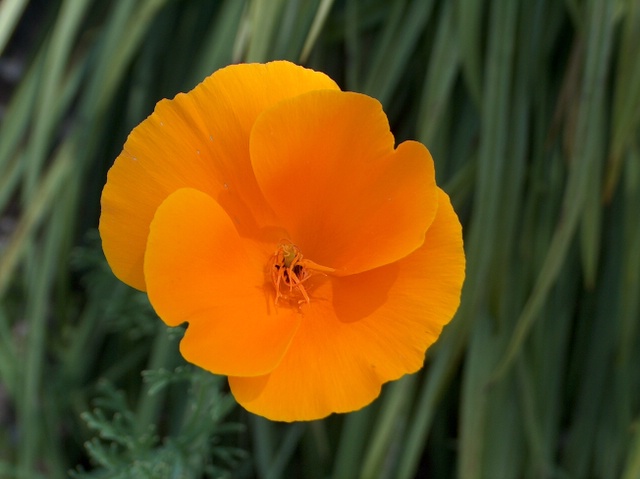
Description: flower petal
144,187,301,377
229,189,465,421
101,61,340,290
250,90,437,275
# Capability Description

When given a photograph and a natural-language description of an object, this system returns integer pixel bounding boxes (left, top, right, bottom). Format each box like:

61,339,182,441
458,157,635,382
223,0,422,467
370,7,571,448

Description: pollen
268,242,334,307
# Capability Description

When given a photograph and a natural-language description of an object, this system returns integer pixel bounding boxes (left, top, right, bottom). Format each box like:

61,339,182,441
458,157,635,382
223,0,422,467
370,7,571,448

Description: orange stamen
268,242,334,306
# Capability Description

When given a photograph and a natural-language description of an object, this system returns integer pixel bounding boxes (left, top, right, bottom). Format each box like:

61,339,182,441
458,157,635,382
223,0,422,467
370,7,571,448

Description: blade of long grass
134,326,177,437
481,370,524,477
252,416,277,478
299,0,335,62
362,0,405,97
463,0,518,310
395,313,468,479
303,422,331,479
0,154,22,213
18,152,76,479
491,0,616,382
28,210,76,479
190,0,247,86
416,0,459,148
265,424,306,479
0,144,72,296
527,250,579,476
458,312,500,479
59,281,129,385
1,58,83,215
604,0,640,199
490,0,535,321
622,418,640,479
360,375,416,478
618,149,640,364
81,0,168,121
453,0,483,105
593,367,633,479
561,214,622,477
0,0,29,56
244,0,284,62
22,0,91,198
269,0,324,61
442,161,476,208
332,406,376,479
363,0,436,107
0,306,18,398
579,113,604,289
342,0,360,90
0,45,41,174
471,0,542,466
515,357,547,473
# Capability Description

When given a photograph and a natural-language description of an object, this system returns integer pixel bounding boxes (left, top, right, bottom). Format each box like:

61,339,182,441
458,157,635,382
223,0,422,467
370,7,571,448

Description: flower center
268,242,334,307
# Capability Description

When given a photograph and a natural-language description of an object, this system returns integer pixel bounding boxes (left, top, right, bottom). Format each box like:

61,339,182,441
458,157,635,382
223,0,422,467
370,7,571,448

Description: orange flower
100,61,465,421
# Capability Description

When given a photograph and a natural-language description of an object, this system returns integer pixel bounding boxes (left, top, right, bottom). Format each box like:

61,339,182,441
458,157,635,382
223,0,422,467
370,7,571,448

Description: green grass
0,0,639,477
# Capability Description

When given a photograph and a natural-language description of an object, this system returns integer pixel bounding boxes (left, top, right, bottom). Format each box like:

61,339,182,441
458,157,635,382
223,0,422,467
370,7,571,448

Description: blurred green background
1,0,639,477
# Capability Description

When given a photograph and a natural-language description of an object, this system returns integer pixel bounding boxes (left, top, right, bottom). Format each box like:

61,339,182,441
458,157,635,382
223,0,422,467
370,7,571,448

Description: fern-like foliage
71,370,246,479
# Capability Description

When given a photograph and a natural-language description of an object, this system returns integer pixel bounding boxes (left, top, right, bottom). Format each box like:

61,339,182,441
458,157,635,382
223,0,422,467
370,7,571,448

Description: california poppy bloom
100,61,465,421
